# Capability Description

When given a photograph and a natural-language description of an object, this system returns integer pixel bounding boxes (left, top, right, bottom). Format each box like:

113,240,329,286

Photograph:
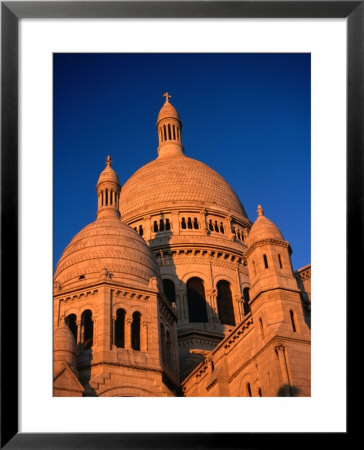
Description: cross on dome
257,205,264,217
106,155,112,167
163,92,171,103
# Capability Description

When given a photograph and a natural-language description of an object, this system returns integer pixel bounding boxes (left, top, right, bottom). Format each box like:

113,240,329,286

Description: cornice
244,238,290,258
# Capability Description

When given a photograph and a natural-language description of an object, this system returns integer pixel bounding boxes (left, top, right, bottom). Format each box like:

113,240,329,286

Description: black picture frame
1,1,356,448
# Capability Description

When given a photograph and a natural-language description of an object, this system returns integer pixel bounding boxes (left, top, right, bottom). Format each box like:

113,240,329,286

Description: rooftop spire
156,93,184,158
257,205,264,217
96,156,121,220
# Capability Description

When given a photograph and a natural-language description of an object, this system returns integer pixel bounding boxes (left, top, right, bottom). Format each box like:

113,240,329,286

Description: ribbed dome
248,213,284,246
157,102,180,123
97,163,120,186
119,155,247,219
53,323,78,375
54,217,161,289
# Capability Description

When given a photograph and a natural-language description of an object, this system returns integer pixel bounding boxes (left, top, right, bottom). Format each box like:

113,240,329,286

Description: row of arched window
181,217,199,230
232,226,245,242
65,309,143,351
162,277,250,325
154,218,171,232
159,123,181,143
208,220,224,234
99,188,118,208
133,225,144,236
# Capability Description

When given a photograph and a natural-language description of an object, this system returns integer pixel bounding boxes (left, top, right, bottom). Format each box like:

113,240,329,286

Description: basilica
53,94,311,397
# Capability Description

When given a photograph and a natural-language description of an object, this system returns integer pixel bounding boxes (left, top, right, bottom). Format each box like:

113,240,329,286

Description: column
142,322,149,352
126,318,132,349
275,343,291,396
112,314,116,349
176,288,188,322
77,320,82,347
206,288,219,324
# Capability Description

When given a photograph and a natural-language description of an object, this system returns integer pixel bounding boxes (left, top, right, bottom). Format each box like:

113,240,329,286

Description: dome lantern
96,156,121,220
156,93,184,158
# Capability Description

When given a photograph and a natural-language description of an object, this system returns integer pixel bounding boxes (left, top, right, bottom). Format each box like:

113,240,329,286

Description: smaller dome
97,156,120,186
53,323,78,374
157,98,180,123
248,205,284,246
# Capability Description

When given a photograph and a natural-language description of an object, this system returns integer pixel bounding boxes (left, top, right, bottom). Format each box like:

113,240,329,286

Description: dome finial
257,205,264,217
106,155,112,167
163,92,171,104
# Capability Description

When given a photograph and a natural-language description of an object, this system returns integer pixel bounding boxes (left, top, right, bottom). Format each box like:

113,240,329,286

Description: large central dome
120,154,247,220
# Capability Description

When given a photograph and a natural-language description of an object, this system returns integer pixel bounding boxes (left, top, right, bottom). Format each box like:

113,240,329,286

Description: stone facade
54,94,311,397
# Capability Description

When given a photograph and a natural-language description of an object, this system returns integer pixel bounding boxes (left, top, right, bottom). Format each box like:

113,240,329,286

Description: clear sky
54,53,310,272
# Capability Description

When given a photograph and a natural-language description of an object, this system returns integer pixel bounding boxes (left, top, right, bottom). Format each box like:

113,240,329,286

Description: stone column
112,314,116,349
142,322,149,352
76,320,82,347
200,209,208,235
206,288,219,324
275,343,291,396
171,211,180,236
126,318,132,349
234,294,245,321
143,216,151,242
176,288,188,323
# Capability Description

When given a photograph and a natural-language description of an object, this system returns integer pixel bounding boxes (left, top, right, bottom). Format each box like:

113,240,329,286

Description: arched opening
258,388,262,397
163,279,176,306
81,309,93,349
165,218,171,230
131,311,141,351
159,218,164,232
216,280,235,326
187,277,208,323
153,221,158,232
193,218,199,229
181,217,186,229
163,125,167,141
214,221,219,232
263,254,269,269
105,189,108,206
187,217,193,229
101,191,104,207
243,287,251,314
290,310,297,332
168,124,171,140
138,225,143,236
209,220,214,231
252,260,256,275
172,125,176,140
220,222,224,234
65,314,77,343
115,309,125,348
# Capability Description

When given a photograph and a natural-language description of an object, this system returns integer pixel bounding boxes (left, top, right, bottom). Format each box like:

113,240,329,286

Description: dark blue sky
54,53,310,272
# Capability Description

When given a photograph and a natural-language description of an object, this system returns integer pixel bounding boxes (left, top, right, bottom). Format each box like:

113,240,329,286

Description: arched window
163,125,167,141
138,225,143,236
101,191,104,207
187,217,193,229
252,260,256,275
237,229,241,240
131,311,141,351
181,217,186,229
290,310,297,332
263,254,269,269
81,309,93,349
193,218,199,229
160,323,166,363
159,218,164,232
168,124,171,140
153,221,158,232
208,220,214,231
65,314,77,343
163,279,176,306
258,388,262,397
187,277,208,323
172,125,176,140
214,221,219,232
115,309,125,348
216,280,235,326
220,222,224,234
278,254,283,269
165,218,171,230
243,287,251,314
